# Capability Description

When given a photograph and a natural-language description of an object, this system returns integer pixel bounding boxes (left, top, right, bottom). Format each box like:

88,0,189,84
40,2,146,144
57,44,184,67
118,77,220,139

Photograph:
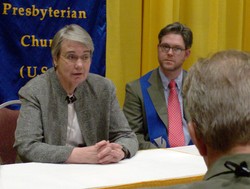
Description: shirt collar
158,68,183,90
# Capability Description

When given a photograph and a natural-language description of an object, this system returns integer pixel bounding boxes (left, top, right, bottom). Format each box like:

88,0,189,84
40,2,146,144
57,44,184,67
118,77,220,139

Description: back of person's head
184,50,250,152
158,22,193,49
51,24,94,59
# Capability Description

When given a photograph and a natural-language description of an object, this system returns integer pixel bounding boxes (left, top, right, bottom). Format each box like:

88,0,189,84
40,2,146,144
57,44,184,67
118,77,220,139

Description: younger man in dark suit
123,22,193,149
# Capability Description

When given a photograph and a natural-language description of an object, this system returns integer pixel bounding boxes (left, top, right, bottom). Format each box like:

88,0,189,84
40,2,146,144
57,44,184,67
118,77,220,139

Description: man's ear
184,49,191,59
188,121,207,156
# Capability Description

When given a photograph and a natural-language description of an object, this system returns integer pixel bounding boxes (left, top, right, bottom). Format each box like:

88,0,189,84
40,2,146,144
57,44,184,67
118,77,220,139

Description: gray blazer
14,68,138,163
123,68,190,149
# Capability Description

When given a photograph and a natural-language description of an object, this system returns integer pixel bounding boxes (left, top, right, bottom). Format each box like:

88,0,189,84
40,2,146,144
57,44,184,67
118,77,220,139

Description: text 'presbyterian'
1,3,87,21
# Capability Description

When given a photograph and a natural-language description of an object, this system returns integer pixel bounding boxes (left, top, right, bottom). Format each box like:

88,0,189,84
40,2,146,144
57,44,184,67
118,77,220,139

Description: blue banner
0,0,106,108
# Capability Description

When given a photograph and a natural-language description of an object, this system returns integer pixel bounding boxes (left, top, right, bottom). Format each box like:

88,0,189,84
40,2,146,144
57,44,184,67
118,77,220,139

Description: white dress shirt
66,102,84,147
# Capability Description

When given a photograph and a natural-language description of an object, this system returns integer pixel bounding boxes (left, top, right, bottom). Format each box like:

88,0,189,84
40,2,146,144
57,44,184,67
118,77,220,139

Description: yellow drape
107,0,250,106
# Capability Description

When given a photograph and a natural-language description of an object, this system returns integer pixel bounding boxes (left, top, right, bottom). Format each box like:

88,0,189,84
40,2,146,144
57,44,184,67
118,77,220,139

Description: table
0,145,207,189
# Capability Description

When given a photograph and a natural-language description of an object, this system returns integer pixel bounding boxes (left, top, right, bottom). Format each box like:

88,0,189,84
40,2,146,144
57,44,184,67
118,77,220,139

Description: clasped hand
66,140,125,164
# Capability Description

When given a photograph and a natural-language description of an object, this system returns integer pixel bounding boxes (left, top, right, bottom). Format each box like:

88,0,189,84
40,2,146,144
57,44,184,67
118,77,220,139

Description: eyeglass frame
60,51,92,65
158,43,186,55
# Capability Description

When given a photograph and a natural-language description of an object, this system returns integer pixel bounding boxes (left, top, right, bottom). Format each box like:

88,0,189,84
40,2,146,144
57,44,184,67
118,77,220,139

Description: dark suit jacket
123,68,190,149
15,68,138,163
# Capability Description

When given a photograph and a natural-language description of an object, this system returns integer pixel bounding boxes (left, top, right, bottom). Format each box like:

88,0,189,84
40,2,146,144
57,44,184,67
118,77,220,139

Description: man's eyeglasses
60,53,91,64
158,44,186,55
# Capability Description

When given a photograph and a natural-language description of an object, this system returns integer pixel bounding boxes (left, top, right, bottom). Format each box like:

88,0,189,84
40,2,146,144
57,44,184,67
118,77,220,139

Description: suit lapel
147,69,168,127
50,70,69,145
74,81,96,146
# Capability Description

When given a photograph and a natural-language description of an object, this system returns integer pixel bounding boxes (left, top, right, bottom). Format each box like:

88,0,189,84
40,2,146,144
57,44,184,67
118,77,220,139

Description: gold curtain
107,0,250,106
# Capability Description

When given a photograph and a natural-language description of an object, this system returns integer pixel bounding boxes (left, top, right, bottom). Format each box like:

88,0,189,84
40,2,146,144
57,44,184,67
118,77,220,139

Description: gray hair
184,50,250,152
51,24,94,59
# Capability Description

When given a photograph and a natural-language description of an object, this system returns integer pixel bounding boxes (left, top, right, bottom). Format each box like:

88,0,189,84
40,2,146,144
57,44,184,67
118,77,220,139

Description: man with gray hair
143,50,250,188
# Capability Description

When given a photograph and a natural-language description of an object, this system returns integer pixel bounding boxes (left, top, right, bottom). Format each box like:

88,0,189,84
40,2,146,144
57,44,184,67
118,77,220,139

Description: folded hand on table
65,140,125,164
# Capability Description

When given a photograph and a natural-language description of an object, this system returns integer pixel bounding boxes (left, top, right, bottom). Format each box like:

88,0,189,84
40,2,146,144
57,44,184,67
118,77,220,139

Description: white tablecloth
0,145,207,189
